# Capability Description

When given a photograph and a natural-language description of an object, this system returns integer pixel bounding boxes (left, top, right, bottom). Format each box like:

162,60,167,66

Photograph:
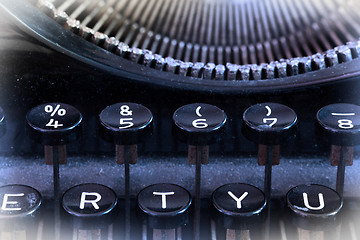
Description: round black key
62,183,117,218
212,183,266,229
0,107,5,138
137,183,192,229
287,184,342,217
287,184,342,230
26,103,82,145
173,103,226,144
99,102,153,144
317,103,360,145
242,103,297,144
0,185,41,218
212,183,266,217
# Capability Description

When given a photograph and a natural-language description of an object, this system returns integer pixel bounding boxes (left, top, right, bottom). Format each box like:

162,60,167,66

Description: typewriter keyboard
0,97,360,240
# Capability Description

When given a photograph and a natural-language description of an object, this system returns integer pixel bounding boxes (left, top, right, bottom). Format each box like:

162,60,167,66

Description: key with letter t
137,183,192,240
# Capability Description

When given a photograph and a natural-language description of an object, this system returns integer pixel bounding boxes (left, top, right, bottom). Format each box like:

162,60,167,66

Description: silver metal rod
264,146,273,200
193,146,202,240
124,145,131,240
53,146,61,240
336,146,347,197
264,146,273,240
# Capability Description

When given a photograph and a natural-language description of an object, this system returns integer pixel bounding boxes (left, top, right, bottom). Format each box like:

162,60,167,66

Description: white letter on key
1,193,24,211
227,191,249,209
153,192,175,209
303,193,325,210
79,192,102,210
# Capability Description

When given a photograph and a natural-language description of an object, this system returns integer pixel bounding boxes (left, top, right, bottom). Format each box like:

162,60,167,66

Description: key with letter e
0,185,42,240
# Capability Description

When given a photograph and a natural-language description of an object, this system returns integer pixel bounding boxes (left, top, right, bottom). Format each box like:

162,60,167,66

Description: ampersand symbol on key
120,105,132,116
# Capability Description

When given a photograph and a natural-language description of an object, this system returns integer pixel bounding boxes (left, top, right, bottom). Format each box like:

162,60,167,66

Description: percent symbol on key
45,104,66,117
45,104,66,129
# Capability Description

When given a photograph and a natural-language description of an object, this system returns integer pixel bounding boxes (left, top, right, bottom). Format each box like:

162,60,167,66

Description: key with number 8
317,103,360,143
317,103,360,196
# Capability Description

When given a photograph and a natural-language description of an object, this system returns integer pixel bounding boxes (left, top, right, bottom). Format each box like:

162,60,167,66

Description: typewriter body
0,0,360,239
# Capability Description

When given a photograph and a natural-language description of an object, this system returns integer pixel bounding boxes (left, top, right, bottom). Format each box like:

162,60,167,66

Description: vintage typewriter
0,0,359,239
